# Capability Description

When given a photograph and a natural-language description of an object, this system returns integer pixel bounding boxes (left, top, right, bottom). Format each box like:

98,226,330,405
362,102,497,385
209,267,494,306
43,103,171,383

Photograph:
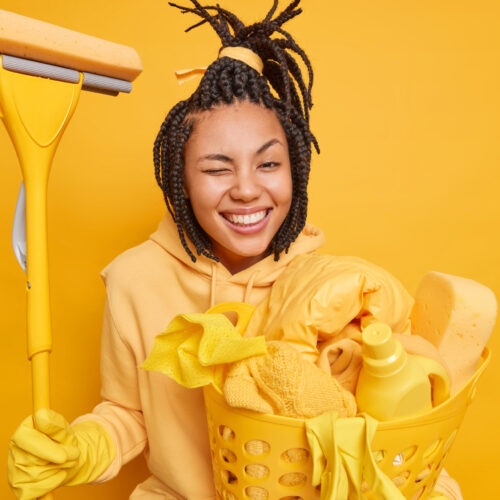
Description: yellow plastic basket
203,347,490,500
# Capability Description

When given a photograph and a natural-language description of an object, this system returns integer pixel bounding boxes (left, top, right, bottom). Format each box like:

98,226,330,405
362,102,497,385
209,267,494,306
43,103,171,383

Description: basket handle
205,302,255,336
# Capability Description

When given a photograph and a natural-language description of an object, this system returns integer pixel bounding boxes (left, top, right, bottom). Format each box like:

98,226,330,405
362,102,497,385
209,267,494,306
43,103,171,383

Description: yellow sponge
411,271,497,393
0,10,142,81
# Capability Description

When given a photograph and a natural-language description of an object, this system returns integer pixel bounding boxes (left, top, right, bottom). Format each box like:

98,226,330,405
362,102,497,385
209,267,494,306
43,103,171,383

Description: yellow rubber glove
305,411,405,500
8,408,115,500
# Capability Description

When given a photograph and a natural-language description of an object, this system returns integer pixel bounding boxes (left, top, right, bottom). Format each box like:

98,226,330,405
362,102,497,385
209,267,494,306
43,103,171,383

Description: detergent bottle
355,322,450,421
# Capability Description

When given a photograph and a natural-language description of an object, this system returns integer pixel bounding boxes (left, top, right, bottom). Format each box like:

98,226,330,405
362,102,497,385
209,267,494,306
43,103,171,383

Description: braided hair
154,0,319,262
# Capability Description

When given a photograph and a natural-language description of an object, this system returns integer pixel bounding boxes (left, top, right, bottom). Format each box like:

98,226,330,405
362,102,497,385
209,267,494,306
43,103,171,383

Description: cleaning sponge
410,271,497,393
0,9,142,81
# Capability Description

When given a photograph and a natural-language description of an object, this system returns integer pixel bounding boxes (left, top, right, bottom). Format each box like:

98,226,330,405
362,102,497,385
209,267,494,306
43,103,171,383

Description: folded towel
317,338,363,393
224,341,357,418
141,313,267,388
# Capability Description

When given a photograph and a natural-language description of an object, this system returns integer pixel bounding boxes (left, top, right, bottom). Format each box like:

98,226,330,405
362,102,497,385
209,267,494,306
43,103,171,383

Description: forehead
185,100,286,155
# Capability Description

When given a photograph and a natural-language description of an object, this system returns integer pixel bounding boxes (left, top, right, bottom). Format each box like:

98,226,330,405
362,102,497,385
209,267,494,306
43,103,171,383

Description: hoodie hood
149,213,325,306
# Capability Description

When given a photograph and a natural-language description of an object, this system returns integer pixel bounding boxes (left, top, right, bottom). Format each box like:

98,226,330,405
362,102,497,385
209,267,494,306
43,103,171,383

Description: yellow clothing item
432,469,463,500
317,337,363,393
244,254,414,362
305,411,404,500
141,312,267,388
74,214,324,500
224,340,357,418
8,409,115,500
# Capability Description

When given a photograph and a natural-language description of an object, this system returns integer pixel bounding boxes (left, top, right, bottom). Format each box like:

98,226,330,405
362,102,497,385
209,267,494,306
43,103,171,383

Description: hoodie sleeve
72,297,148,482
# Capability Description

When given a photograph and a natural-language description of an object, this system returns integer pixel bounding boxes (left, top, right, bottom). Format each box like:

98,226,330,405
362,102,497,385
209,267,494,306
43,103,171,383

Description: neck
212,245,267,275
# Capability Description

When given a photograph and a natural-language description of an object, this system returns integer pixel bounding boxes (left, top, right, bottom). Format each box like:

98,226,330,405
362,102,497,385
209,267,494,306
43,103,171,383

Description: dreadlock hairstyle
154,0,319,262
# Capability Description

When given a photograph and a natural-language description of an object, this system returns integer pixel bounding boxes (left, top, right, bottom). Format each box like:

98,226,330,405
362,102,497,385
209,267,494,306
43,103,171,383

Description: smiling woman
3,0,489,499
6,2,327,499
184,101,293,273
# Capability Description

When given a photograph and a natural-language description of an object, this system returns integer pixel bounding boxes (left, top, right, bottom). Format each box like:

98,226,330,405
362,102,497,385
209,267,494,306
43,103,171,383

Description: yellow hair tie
218,46,264,75
175,46,264,85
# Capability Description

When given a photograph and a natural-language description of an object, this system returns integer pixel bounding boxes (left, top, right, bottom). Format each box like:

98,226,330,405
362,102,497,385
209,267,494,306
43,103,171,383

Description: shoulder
100,239,173,295
288,253,410,292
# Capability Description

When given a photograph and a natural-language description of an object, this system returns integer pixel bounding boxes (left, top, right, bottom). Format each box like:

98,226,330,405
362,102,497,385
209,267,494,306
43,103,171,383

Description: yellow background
1,0,498,498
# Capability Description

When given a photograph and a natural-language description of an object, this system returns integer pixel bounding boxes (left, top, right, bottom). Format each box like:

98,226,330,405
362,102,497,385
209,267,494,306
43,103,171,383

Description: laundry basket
203,347,490,500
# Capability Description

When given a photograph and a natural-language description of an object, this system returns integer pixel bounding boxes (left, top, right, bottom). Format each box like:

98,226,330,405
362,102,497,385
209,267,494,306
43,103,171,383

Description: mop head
0,9,142,93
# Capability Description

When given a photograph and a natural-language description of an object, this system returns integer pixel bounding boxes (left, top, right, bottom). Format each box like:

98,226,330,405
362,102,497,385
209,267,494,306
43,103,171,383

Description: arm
73,296,148,482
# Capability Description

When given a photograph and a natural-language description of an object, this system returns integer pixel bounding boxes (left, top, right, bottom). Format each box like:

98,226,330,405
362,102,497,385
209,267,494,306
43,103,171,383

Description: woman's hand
8,409,115,499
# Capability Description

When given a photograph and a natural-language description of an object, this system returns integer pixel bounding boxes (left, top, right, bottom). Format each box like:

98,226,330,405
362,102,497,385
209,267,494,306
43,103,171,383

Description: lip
219,206,271,216
219,208,272,235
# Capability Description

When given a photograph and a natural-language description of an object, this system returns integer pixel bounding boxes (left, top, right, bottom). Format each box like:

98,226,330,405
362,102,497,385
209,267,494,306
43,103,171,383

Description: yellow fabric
141,312,267,389
432,469,463,500
244,254,414,363
175,46,264,84
175,67,208,85
79,215,323,498
317,337,363,393
305,411,404,500
8,408,115,500
224,340,357,418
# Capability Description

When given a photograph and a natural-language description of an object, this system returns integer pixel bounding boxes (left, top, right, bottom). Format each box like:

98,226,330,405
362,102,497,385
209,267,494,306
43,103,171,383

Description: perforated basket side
204,348,490,500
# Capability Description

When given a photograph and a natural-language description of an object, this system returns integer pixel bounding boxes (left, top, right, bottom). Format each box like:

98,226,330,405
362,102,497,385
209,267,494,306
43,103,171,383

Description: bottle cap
362,322,395,359
362,322,406,376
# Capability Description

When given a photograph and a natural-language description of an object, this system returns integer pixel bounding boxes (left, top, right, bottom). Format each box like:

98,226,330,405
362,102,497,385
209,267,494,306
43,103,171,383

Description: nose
229,169,262,202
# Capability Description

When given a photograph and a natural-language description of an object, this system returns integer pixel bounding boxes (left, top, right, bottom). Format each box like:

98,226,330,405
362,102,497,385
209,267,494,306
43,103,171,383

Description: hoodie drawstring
210,263,217,308
243,271,259,304
210,265,258,307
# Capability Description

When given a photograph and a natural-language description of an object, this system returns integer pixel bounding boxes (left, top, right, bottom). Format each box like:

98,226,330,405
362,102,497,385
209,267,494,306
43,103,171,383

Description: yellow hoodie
74,214,325,500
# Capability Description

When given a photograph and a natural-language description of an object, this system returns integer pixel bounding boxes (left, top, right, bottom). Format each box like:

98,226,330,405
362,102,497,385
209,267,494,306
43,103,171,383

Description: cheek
269,168,293,208
186,177,225,214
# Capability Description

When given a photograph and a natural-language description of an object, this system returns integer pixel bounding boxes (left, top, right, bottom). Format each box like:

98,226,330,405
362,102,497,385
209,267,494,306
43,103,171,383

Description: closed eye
203,168,230,175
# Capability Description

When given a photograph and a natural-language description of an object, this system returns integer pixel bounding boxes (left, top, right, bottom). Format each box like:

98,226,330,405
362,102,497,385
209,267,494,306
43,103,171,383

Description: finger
11,426,70,464
8,447,70,495
10,467,67,500
34,408,81,461
10,441,80,469
34,408,72,442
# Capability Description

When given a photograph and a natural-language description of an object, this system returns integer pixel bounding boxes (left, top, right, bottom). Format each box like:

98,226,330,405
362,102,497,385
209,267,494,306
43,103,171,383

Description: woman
8,2,324,498
7,1,460,499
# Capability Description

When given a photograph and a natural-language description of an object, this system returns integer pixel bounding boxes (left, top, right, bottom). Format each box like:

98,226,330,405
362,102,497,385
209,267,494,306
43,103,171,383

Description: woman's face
184,100,292,274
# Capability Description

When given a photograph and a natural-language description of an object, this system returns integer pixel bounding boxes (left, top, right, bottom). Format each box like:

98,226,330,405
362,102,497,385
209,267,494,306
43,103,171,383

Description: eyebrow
198,138,283,163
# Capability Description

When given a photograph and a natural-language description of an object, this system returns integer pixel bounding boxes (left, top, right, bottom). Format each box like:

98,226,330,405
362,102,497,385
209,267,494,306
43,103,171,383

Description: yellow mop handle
0,59,82,500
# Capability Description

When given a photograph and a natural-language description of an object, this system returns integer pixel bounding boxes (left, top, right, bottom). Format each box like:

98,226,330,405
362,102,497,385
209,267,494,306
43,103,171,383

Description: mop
0,9,142,499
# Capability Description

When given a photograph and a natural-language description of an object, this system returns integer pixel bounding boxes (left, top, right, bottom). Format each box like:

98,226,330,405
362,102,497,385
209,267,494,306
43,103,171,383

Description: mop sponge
0,9,142,81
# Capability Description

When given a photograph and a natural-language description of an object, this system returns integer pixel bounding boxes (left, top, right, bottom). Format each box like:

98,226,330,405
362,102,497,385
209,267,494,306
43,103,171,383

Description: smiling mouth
221,209,271,227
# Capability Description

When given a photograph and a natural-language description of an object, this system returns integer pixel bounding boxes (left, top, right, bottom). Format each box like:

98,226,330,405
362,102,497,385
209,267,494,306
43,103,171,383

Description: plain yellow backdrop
1,0,498,498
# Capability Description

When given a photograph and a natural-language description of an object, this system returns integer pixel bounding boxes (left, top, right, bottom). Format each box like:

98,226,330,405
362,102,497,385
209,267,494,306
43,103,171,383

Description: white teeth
224,210,267,225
